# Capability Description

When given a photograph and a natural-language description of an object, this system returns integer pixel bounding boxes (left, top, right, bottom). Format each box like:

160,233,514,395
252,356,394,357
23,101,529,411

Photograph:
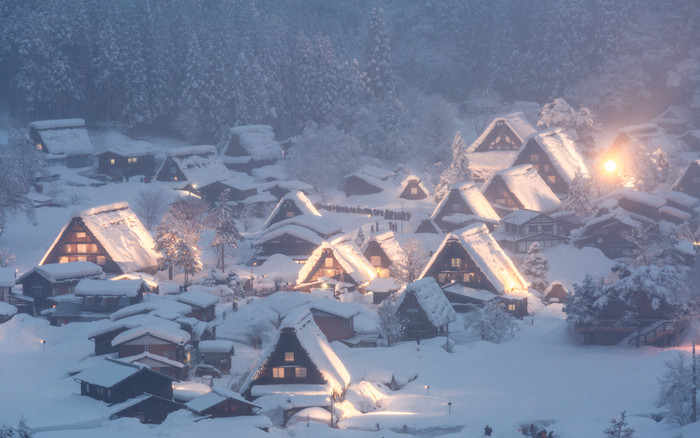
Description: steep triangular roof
482,164,561,212
397,175,431,198
420,223,528,293
431,182,500,223
240,308,351,396
517,128,590,183
297,240,377,286
29,119,94,156
262,191,321,230
468,112,538,153
360,231,405,265
39,203,160,274
395,277,457,327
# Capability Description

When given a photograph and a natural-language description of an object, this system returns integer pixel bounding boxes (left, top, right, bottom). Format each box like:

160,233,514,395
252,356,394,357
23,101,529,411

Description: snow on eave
361,231,405,264
499,209,545,226
308,299,361,320
266,214,342,239
110,299,192,321
255,224,324,247
111,325,191,347
397,174,431,197
297,240,376,286
395,277,457,327
75,279,146,297
19,261,104,283
489,164,562,212
73,358,144,388
167,145,217,158
170,155,232,188
186,388,258,414
173,290,219,309
662,190,700,209
602,187,666,208
198,340,234,354
522,128,590,183
262,191,321,230
29,118,86,130
121,351,185,369
467,112,537,153
431,181,500,222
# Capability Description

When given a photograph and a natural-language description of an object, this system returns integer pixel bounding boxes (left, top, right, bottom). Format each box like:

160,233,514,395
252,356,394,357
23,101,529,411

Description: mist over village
1,1,700,438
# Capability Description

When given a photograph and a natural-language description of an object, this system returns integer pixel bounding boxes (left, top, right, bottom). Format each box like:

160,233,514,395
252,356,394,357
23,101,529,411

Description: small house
651,105,695,134
410,213,442,234
17,261,104,311
481,164,561,216
96,147,156,179
239,309,350,423
342,165,394,197
29,119,94,168
398,175,430,200
677,130,700,152
199,340,235,374
602,124,677,184
262,191,321,230
661,191,699,223
511,128,589,195
308,300,360,343
295,240,376,292
109,394,184,424
419,223,529,316
431,182,500,232
220,125,282,173
361,231,404,279
39,203,160,275
75,279,149,312
73,358,176,404
121,351,187,380
495,209,569,254
196,176,258,206
365,278,401,305
155,146,229,187
395,277,457,341
255,224,324,264
173,289,219,322
260,179,313,201
599,188,666,221
186,387,259,418
0,267,15,304
671,160,700,200
543,281,569,304
89,314,183,356
111,325,191,364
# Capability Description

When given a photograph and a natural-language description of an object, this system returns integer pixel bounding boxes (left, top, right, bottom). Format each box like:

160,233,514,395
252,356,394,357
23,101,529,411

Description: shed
29,119,94,168
186,387,259,418
395,277,457,341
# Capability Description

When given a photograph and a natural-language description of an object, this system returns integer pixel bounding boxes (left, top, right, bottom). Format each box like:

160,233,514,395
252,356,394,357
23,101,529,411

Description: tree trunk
220,244,225,273
168,264,173,280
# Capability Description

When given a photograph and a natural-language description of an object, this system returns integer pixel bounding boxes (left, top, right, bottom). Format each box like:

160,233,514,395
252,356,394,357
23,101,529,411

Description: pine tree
603,411,635,438
210,189,242,273
364,7,394,99
563,275,602,326
656,353,694,426
463,301,517,343
520,242,549,293
564,170,593,217
377,299,405,346
434,131,471,201
172,238,202,289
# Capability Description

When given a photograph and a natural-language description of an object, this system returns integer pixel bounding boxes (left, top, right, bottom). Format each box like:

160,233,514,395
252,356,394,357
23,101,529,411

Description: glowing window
128,157,138,164
77,244,87,253
285,211,295,218
438,273,447,283
65,244,73,253
464,272,475,282
370,256,382,267
96,256,106,265
36,144,43,151
508,304,516,312
284,352,294,362
272,367,285,379
547,175,557,183
324,257,334,268
295,367,307,378
450,258,462,268
110,158,116,165
410,187,418,195
59,256,69,263
530,154,539,162
76,232,86,239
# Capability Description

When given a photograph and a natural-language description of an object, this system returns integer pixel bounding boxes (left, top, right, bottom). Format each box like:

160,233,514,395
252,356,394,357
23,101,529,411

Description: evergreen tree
377,299,405,346
364,7,394,99
172,237,202,289
603,411,635,438
651,149,670,185
434,131,471,201
463,301,517,343
564,170,593,217
520,242,550,293
563,275,602,326
210,189,242,272
656,353,694,426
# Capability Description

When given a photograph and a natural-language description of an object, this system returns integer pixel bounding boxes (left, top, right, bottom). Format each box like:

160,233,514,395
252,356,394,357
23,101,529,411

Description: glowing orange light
604,160,617,173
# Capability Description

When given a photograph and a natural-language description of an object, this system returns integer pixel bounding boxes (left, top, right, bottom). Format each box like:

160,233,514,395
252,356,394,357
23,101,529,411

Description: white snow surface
111,325,191,347
110,296,192,321
121,351,185,369
0,301,18,316
468,112,538,153
198,340,234,353
395,278,457,327
431,182,500,223
173,289,219,309
74,279,146,297
73,358,148,388
30,119,94,156
167,155,232,188
485,164,562,212
524,128,590,182
19,261,104,282
0,266,16,287
227,124,281,161
297,240,377,286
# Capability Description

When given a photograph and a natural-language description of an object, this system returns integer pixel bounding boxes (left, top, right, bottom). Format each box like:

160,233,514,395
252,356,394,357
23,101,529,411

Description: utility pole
693,340,697,423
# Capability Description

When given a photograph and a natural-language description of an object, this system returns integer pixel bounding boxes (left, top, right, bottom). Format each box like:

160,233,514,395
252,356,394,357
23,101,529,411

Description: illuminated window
370,256,382,267
96,256,106,265
410,187,418,195
547,175,557,183
324,257,334,268
77,244,87,253
77,256,88,262
36,144,43,151
295,367,307,378
543,164,550,172
173,176,178,181
463,272,475,282
88,244,98,253
110,158,116,165
284,352,294,362
65,244,73,253
272,367,285,378
438,273,448,283
128,157,138,164
59,256,69,263
76,232,86,239
530,154,539,162
450,258,462,268
285,211,295,218
507,304,516,312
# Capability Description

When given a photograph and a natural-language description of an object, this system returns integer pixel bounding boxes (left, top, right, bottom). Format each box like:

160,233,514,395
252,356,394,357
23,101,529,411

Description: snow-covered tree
154,221,180,280
434,131,471,201
364,7,394,99
172,238,202,289
651,149,670,185
656,353,695,426
603,411,635,438
355,227,366,247
563,275,602,326
463,301,517,343
210,189,242,272
0,248,16,267
538,98,596,151
0,416,32,438
133,187,170,230
520,242,549,293
564,170,593,217
390,239,429,284
377,299,405,346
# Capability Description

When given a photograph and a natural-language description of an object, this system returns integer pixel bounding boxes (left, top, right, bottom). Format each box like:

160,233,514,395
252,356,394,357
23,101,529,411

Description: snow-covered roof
40,203,160,274
361,231,405,264
308,299,361,320
0,267,15,287
227,125,282,161
432,182,500,223
0,301,18,317
73,358,165,388
198,340,234,354
468,112,537,153
19,261,104,283
111,325,191,347
262,191,321,230
88,313,181,338
671,160,700,192
167,154,232,188
484,164,561,212
652,105,694,125
265,214,342,239
90,130,159,156
167,145,217,158
498,209,545,226
255,224,325,247
241,308,350,396
366,277,401,293
420,223,529,294
110,297,192,321
260,179,313,193
356,164,395,181
121,351,185,369
580,203,656,231
614,124,678,156
110,272,160,290
601,188,667,209
186,387,257,414
397,175,431,197
395,277,457,327
522,128,590,182
297,240,377,286
75,279,147,297
30,119,94,156
662,190,699,209
173,289,219,309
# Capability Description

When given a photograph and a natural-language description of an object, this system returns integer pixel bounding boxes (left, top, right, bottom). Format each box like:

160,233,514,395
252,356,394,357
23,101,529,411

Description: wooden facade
257,231,319,262
187,392,258,418
116,333,187,364
511,139,569,194
343,175,382,196
90,327,128,356
110,395,183,424
246,327,325,391
482,176,521,213
421,237,491,289
472,120,525,152
297,247,370,291
432,187,498,232
197,180,257,205
362,240,392,272
75,361,175,404
575,215,657,259
397,291,444,341
40,218,122,274
17,267,102,311
672,161,700,200
678,131,700,152
543,282,568,304
399,178,428,200
309,309,355,343
96,151,155,178
498,212,569,254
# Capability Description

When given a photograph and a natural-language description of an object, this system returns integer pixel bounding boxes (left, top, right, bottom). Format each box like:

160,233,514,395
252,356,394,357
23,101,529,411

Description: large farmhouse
295,240,376,292
29,119,94,168
40,203,160,275
481,164,561,215
431,182,500,232
220,125,282,173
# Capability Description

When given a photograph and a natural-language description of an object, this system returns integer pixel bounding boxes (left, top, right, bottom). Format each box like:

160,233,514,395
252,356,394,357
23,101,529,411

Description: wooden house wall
473,121,523,152
617,198,660,220
434,189,481,231
482,177,521,211
201,398,256,417
186,304,215,322
576,220,640,259
544,284,568,304
202,351,233,373
415,220,440,233
399,180,428,200
65,154,93,169
41,218,122,274
344,176,382,196
198,182,257,205
679,133,700,152
251,329,325,386
223,135,249,157
156,157,187,182
18,273,81,311
422,240,493,290
268,200,305,227
495,296,528,318
82,293,142,312
118,336,186,363
512,140,569,194
397,292,440,341
362,241,392,270
97,152,155,178
92,328,127,355
80,370,173,404
259,234,318,260
112,397,183,424
306,249,355,285
673,162,700,199
311,313,354,342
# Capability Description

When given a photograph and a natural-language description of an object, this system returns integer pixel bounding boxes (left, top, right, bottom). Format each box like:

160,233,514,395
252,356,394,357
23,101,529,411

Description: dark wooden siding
399,180,428,200
473,121,523,152
259,234,318,260
512,139,569,194
422,240,493,291
251,329,325,386
156,157,187,182
343,176,382,196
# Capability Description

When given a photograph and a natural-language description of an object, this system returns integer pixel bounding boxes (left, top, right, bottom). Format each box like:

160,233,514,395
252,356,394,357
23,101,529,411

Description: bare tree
133,187,171,230
210,189,242,272
462,87,502,134
390,239,429,283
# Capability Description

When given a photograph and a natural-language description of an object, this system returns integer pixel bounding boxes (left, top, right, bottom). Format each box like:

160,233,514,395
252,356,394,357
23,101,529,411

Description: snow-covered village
1,2,700,438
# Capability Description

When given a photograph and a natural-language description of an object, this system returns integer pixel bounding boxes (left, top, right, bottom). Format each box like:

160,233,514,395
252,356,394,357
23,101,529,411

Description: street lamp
603,159,617,173
424,385,430,396
40,339,46,352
